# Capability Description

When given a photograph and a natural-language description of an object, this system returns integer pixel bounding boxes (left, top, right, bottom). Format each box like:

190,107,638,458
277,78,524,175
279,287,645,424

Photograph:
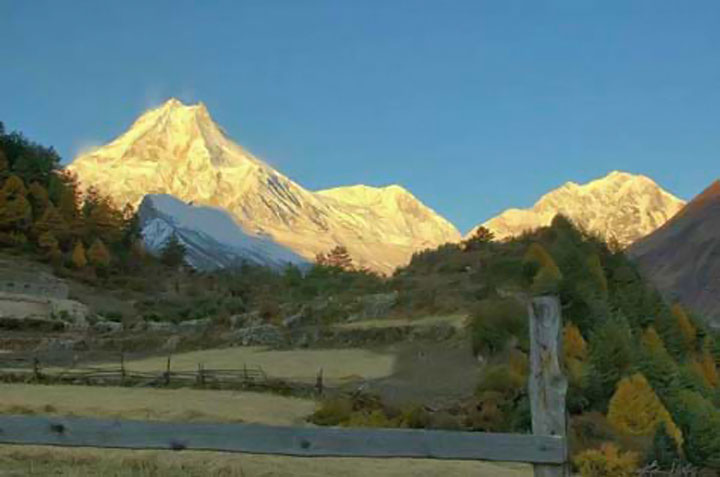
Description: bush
573,443,640,477
469,297,527,356
309,397,353,426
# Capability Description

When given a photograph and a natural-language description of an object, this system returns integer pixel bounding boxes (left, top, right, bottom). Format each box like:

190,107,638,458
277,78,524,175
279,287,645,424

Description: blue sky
2,1,719,233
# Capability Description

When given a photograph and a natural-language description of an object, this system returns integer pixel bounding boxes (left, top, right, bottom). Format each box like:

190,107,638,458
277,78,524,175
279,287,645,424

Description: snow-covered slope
139,194,308,270
68,99,461,273
470,171,685,247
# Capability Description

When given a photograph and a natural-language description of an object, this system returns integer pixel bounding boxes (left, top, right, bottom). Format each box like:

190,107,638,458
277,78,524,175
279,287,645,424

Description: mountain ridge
68,99,461,273
470,170,685,247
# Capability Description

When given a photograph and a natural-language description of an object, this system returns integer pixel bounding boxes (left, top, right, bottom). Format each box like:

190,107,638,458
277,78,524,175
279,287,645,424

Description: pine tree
160,234,186,267
318,245,354,270
88,238,111,268
33,204,70,247
646,422,682,470
2,174,27,198
638,326,680,396
462,226,495,251
85,195,124,244
586,315,634,410
608,373,683,448
672,304,697,352
71,241,87,269
0,148,8,182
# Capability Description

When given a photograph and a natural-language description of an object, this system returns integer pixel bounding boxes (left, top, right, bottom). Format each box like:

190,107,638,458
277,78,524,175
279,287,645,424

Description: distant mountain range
68,98,691,275
469,171,686,248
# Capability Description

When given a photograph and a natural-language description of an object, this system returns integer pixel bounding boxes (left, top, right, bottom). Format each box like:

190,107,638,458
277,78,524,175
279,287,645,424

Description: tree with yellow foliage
88,238,111,268
672,304,696,351
523,243,562,294
71,241,87,269
642,326,666,354
27,181,50,218
33,204,70,247
563,322,588,386
608,373,682,448
573,443,639,477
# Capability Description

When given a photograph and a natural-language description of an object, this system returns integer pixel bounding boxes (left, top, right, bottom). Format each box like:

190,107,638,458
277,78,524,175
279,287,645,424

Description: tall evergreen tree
160,234,186,267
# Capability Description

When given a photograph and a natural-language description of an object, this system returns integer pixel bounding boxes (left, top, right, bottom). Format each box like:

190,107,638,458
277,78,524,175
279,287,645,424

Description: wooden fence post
528,296,569,477
164,354,172,386
316,368,324,396
32,356,41,382
197,363,205,386
120,352,126,386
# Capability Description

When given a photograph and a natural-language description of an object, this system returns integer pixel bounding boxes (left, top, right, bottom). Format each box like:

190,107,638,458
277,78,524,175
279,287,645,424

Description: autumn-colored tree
608,373,683,448
317,245,354,270
573,443,640,477
88,238,111,268
27,181,50,218
33,204,70,246
642,326,666,354
0,176,31,234
672,304,697,351
85,195,124,244
71,241,87,269
564,322,588,361
523,243,562,294
2,174,27,198
693,349,719,389
37,231,62,264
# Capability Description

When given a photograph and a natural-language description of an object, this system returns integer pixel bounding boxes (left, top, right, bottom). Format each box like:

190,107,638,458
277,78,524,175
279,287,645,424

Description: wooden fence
0,296,569,475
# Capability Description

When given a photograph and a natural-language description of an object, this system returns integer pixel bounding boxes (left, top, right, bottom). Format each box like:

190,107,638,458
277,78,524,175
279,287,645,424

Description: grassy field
0,445,533,477
89,346,396,384
0,383,316,426
333,314,467,331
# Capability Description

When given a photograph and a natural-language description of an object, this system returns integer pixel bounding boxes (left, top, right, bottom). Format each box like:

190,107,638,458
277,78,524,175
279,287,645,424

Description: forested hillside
390,219,720,471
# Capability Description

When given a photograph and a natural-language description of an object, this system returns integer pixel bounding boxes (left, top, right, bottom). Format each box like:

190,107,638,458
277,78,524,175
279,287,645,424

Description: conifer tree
33,204,70,247
672,304,697,352
27,181,50,218
608,373,683,448
71,241,87,269
462,226,495,251
646,422,682,469
0,148,8,182
160,234,186,267
317,245,354,270
586,315,634,410
88,238,111,268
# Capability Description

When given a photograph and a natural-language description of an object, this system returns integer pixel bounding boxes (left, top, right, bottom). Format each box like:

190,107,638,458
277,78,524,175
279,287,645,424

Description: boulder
93,321,123,334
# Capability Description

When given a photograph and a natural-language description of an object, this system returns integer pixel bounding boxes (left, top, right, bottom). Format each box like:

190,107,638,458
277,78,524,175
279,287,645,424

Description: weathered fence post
315,368,324,396
32,356,41,382
528,296,569,477
197,363,205,386
120,352,126,386
164,354,172,386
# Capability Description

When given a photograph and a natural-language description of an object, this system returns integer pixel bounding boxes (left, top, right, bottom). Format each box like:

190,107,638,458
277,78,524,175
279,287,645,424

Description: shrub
469,297,527,356
573,443,640,477
309,397,353,426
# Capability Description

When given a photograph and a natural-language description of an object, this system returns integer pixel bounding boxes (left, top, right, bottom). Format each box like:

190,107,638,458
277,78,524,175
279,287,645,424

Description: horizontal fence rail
0,415,566,464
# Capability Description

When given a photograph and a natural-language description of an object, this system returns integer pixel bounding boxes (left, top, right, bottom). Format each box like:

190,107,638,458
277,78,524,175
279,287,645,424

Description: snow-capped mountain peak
470,171,685,247
68,100,460,273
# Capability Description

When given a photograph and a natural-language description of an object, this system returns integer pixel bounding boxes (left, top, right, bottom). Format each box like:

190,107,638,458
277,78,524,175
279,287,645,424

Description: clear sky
2,1,719,233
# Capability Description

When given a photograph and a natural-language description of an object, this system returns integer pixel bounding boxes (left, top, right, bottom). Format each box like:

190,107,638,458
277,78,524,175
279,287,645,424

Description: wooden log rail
0,415,566,464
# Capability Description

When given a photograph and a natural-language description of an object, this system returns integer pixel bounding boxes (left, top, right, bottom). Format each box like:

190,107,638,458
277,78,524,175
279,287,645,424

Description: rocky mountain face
470,171,685,247
138,194,308,270
630,181,720,327
68,99,461,273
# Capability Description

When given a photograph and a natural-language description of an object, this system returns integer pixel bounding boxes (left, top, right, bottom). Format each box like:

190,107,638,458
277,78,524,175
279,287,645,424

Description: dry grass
0,383,316,425
0,445,533,477
89,346,396,384
333,314,467,331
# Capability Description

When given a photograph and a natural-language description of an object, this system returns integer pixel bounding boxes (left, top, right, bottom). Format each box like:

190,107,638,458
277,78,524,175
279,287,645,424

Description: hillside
68,99,461,273
630,180,720,327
